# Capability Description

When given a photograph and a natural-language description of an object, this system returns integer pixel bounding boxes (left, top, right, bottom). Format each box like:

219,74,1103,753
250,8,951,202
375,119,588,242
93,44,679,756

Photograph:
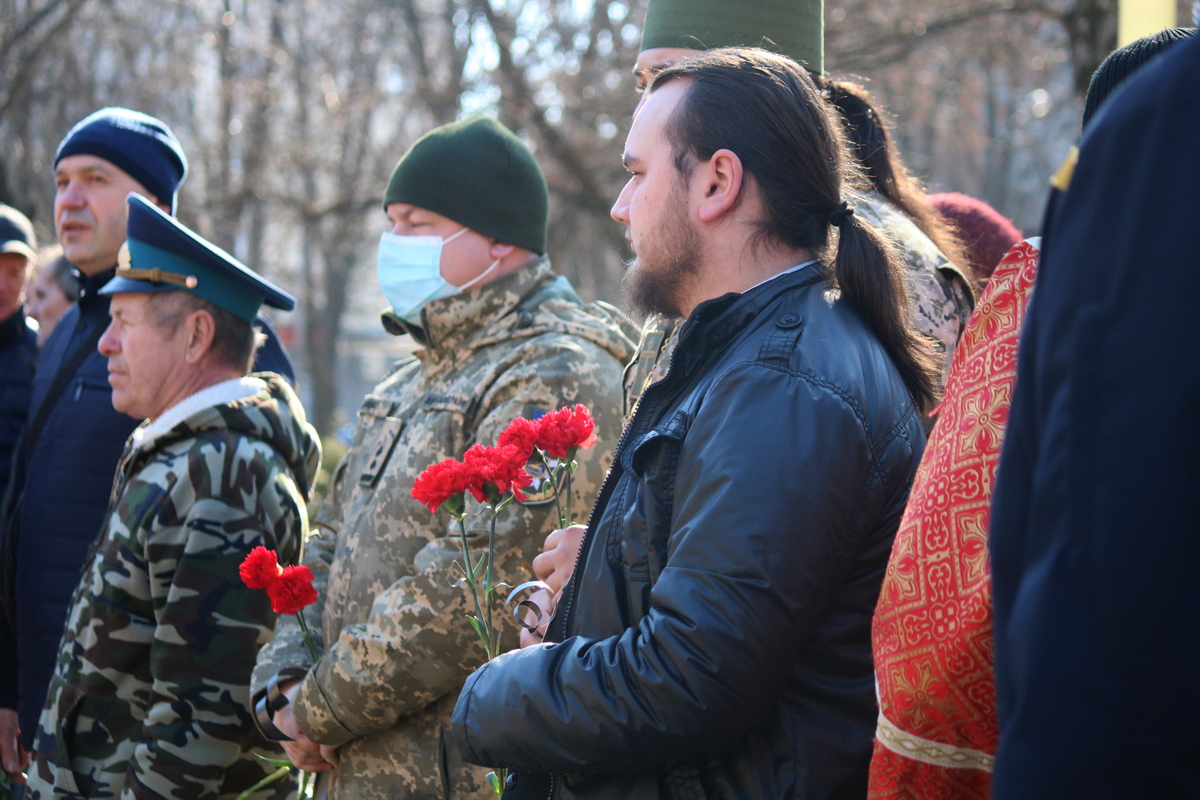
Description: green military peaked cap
641,0,824,73
100,193,295,322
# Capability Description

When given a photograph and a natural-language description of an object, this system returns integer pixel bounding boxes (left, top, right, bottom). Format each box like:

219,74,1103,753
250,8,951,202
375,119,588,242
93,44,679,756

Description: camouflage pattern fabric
621,192,975,419
854,190,975,389
27,374,321,800
251,259,635,800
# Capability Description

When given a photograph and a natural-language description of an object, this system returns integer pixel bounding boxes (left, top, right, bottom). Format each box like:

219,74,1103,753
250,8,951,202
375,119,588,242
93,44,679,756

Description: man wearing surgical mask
251,115,635,800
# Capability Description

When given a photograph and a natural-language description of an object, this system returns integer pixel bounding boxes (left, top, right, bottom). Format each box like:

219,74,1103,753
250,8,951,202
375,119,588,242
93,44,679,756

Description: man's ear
183,309,217,365
488,241,517,261
695,148,744,224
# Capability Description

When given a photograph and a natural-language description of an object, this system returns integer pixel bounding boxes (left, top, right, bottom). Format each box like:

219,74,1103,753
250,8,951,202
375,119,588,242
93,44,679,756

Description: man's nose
611,181,633,225
97,321,119,357
57,180,86,209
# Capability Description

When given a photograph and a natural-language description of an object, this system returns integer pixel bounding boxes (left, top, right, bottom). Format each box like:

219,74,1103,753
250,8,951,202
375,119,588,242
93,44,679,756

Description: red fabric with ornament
869,240,1040,799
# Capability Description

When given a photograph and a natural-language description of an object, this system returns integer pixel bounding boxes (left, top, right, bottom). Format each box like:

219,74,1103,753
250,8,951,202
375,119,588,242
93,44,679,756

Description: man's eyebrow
622,153,644,170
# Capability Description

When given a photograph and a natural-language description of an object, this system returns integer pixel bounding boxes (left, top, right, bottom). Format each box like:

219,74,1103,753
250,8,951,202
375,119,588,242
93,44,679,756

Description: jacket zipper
542,318,697,800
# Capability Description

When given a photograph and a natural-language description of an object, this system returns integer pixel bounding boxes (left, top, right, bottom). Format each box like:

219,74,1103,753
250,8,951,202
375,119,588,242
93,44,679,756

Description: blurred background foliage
2,0,1185,437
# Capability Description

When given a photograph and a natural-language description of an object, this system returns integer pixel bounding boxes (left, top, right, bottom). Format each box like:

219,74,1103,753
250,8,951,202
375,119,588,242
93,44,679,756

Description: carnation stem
234,764,291,800
456,515,493,659
485,509,498,658
296,610,320,663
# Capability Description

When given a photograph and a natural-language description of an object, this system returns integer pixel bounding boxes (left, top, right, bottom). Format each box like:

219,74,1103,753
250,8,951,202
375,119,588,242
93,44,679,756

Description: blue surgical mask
376,227,471,325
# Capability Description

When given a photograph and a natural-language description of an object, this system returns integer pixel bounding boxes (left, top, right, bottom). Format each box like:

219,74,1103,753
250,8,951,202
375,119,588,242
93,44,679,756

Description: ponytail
818,76,976,295
827,205,940,412
649,50,941,412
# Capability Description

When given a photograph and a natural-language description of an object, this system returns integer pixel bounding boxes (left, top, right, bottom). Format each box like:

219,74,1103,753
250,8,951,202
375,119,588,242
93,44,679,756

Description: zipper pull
74,377,84,401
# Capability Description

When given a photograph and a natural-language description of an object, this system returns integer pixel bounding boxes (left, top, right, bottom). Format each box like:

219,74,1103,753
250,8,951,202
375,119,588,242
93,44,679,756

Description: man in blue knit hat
0,109,294,789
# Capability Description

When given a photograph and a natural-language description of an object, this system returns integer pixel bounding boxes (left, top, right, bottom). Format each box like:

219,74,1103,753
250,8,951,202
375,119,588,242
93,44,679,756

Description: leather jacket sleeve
453,360,918,771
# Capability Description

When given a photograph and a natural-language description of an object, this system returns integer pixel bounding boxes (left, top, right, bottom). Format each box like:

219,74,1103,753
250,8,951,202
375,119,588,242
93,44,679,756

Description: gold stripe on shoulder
1050,145,1079,192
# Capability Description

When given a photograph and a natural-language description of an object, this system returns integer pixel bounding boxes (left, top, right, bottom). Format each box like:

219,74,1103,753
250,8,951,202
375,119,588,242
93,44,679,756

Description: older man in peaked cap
25,194,320,799
0,110,296,783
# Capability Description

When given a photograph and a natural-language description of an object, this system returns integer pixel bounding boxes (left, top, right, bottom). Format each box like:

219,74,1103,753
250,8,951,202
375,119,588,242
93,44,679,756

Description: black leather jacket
453,264,926,799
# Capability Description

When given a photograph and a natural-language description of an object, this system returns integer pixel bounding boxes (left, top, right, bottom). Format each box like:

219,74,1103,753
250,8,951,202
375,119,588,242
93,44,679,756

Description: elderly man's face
98,292,191,421
54,155,155,276
0,252,29,322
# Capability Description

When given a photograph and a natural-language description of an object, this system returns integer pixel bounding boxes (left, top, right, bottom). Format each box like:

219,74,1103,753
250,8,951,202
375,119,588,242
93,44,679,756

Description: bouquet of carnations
411,404,597,795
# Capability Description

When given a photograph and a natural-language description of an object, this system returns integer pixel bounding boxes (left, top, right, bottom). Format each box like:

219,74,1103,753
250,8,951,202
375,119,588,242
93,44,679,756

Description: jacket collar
674,261,826,378
76,265,117,313
382,256,554,350
0,305,27,347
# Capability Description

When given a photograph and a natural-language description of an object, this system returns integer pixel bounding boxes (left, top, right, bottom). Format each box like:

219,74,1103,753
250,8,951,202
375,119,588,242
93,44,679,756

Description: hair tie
829,201,855,228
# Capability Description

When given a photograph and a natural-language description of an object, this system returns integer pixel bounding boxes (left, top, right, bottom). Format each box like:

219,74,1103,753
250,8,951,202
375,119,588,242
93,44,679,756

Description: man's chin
623,260,683,320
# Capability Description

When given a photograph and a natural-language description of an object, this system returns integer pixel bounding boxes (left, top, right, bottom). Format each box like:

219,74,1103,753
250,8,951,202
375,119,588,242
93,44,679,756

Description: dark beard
622,204,701,319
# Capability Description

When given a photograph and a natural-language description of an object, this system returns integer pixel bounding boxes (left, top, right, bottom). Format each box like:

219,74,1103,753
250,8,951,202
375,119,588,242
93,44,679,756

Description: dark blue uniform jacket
990,35,1200,799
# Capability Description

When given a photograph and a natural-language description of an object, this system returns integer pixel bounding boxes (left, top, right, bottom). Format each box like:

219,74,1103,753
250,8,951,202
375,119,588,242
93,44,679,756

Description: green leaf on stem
467,615,489,649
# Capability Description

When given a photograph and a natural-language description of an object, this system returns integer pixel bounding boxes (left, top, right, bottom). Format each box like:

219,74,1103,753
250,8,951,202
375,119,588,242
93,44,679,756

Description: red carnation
412,457,471,513
266,564,319,615
496,416,539,462
535,404,597,460
239,546,281,589
463,444,534,503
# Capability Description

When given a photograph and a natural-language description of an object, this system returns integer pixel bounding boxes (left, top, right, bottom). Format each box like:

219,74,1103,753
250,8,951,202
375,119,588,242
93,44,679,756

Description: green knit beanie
383,116,549,254
640,0,824,73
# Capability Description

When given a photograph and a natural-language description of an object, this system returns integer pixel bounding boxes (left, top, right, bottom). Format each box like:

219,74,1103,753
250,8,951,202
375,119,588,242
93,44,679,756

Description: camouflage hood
383,257,637,367
129,373,321,499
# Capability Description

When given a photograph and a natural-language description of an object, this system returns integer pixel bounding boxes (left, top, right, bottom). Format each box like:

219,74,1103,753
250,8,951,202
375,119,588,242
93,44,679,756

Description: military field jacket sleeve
253,263,634,754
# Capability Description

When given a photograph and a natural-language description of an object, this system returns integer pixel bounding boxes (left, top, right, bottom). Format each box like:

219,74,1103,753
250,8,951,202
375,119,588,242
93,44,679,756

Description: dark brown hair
650,47,939,411
817,76,973,289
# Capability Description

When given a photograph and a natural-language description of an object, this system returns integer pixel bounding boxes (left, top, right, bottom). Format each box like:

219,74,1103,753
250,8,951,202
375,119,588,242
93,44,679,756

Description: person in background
250,116,633,800
0,108,295,784
0,205,37,501
929,193,1022,283
0,202,37,789
454,48,931,799
990,30,1200,800
25,248,79,348
26,193,318,799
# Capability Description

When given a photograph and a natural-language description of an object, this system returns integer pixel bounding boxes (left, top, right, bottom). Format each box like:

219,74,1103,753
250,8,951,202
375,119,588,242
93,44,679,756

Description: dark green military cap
640,0,824,73
100,193,295,322
382,115,549,255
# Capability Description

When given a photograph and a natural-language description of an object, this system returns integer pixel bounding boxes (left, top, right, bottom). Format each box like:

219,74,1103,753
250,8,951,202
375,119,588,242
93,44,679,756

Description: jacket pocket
612,422,686,594
70,377,110,403
39,675,87,795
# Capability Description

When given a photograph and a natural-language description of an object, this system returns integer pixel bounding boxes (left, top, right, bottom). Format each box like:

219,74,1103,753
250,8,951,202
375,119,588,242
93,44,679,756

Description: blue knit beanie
54,108,188,213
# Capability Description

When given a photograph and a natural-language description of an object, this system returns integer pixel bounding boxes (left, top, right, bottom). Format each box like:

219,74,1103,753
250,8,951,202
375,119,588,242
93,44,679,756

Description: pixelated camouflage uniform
27,374,321,800
251,259,634,800
622,191,975,420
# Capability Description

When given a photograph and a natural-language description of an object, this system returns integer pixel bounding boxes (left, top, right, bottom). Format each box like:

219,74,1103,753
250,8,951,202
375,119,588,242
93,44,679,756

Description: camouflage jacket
854,190,975,389
622,191,975,420
251,260,635,800
27,374,321,800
